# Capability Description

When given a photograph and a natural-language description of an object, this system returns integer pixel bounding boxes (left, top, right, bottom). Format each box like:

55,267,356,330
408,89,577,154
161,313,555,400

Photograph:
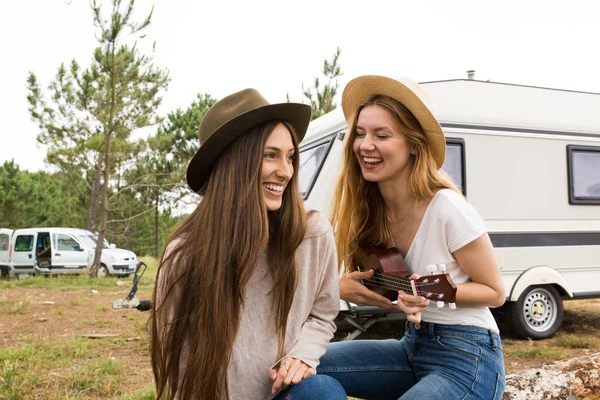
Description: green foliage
122,93,216,256
25,0,170,273
302,47,343,120
0,161,87,229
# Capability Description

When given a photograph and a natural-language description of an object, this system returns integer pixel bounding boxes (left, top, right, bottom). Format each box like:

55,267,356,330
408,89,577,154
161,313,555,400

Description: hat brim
342,75,446,168
186,102,311,193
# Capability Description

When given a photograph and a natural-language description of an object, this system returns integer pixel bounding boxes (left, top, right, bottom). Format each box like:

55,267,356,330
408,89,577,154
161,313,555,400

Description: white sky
1,0,599,172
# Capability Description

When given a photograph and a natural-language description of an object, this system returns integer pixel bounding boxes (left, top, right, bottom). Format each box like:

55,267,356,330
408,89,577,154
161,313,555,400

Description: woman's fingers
270,357,315,394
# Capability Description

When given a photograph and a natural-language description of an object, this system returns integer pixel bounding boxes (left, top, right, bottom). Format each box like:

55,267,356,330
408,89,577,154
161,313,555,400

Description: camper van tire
507,285,564,340
97,264,109,278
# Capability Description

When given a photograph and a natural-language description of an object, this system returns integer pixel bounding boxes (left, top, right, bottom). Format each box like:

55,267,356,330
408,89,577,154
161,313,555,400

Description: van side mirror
109,243,116,249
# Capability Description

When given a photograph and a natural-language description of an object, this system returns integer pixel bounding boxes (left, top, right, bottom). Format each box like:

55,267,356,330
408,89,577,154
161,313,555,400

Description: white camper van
299,78,600,340
0,227,137,278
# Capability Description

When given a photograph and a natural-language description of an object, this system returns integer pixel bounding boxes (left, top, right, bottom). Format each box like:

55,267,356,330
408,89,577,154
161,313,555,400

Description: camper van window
0,234,9,251
14,235,33,252
53,234,81,252
299,135,336,198
567,145,600,205
442,138,466,195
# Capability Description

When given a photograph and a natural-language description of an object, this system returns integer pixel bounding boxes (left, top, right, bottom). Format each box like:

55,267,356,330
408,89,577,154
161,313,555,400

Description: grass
0,338,96,399
68,357,122,397
554,333,596,349
504,338,564,359
0,256,158,291
95,305,109,313
1,299,30,314
77,318,117,329
115,388,156,400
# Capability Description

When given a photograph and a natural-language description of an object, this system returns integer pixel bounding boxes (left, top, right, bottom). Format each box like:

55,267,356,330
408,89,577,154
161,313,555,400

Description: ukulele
356,245,457,309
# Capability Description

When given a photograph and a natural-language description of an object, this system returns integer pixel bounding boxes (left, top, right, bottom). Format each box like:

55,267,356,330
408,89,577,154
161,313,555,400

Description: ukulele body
356,245,458,307
355,245,410,301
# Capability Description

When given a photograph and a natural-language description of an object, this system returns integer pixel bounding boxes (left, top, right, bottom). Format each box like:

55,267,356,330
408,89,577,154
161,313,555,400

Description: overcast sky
1,0,599,172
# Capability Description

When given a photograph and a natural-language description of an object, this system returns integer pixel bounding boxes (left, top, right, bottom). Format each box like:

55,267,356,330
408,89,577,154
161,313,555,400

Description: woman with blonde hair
317,75,506,399
150,89,346,400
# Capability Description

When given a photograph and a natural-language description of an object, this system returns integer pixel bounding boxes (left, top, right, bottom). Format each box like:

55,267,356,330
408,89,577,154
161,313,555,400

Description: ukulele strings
357,266,413,291
358,267,445,296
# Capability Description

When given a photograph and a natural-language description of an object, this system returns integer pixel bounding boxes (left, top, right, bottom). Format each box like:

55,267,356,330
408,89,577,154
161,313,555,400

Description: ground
1,268,599,399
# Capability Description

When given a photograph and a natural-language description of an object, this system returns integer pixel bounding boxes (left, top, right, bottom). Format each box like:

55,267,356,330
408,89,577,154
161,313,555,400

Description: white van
0,228,14,278
299,78,600,340
0,227,137,278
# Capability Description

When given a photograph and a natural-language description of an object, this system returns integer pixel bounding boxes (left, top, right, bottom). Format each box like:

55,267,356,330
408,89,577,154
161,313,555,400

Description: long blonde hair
151,120,307,400
331,95,460,271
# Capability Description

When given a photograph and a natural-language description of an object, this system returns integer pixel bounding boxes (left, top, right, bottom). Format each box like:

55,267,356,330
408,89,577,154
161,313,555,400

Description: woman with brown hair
150,89,345,400
317,75,506,399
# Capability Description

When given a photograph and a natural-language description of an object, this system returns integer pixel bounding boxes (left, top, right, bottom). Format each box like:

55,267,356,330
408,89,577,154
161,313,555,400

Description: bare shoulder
304,211,333,239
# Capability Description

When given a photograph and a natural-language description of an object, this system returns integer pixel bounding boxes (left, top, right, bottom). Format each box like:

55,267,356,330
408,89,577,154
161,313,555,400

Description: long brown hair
332,95,460,271
151,120,307,400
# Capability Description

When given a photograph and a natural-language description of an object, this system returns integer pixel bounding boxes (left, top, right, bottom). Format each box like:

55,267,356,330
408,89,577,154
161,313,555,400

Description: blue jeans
317,322,505,400
273,374,347,400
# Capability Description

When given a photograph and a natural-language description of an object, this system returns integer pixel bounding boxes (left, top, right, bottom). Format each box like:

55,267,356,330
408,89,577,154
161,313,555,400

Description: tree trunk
90,42,117,278
86,162,101,232
90,139,111,277
154,193,159,258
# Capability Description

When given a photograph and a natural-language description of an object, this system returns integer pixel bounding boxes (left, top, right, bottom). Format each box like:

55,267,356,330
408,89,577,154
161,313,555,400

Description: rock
38,317,48,322
41,301,55,305
503,352,600,399
91,289,98,294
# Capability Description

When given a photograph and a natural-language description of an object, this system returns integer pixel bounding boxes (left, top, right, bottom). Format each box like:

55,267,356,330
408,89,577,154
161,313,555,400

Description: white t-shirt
405,189,499,332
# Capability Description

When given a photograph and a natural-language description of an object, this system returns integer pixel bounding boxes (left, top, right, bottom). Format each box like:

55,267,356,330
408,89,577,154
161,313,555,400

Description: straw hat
341,75,445,168
186,88,312,193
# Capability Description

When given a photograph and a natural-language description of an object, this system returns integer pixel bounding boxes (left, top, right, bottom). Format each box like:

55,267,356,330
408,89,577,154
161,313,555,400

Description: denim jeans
317,322,505,400
272,374,347,400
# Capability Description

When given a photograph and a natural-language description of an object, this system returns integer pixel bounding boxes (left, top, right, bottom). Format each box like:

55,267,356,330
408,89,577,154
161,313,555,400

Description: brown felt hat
186,88,312,193
342,75,446,168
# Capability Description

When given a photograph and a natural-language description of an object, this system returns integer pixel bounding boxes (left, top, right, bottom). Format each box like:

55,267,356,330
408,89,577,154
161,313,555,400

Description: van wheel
98,264,109,278
507,285,563,340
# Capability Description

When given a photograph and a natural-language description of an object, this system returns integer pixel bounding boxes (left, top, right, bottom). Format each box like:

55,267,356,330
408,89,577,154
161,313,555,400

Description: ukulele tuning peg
449,302,456,310
438,264,447,272
436,301,445,308
426,264,437,274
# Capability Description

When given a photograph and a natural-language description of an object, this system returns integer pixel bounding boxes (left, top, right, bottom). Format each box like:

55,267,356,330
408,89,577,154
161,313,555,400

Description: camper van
299,78,600,340
0,227,138,278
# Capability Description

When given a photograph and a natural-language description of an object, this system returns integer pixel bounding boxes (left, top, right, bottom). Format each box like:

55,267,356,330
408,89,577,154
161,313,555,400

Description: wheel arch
508,265,573,302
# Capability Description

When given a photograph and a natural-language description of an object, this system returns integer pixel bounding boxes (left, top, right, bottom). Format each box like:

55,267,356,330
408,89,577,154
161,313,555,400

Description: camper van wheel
508,285,564,340
97,264,109,278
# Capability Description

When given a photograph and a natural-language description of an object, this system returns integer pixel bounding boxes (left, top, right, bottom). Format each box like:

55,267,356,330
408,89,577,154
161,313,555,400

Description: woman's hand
340,269,397,309
396,274,429,323
269,357,315,395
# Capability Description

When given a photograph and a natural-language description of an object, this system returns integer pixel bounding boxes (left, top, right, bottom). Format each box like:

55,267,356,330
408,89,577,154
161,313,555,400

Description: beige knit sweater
157,212,340,399
227,212,340,399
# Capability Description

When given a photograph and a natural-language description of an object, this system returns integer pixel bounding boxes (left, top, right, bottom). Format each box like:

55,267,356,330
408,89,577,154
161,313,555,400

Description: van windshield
76,234,109,249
